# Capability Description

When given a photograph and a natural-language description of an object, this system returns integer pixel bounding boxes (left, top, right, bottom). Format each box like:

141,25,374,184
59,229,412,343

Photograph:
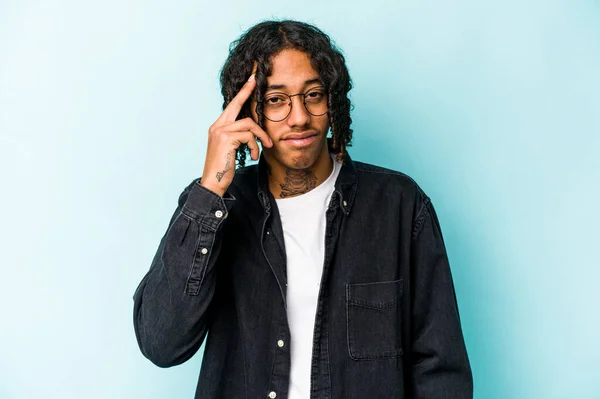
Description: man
133,20,473,399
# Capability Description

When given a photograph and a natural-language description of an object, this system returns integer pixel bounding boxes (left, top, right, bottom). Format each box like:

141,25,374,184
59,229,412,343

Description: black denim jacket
133,150,473,399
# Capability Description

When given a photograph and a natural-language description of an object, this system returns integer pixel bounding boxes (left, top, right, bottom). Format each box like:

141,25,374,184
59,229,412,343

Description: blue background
1,1,599,398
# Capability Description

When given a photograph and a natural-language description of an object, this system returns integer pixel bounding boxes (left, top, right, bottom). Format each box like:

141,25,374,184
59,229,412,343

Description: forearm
133,180,234,367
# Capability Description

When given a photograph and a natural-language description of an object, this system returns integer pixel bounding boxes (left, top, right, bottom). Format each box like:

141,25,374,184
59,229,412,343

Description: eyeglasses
254,86,328,122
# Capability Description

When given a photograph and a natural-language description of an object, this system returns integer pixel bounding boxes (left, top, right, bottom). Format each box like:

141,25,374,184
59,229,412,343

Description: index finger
218,74,257,124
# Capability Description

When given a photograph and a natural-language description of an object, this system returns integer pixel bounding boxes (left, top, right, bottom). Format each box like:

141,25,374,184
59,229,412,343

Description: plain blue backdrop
1,1,599,398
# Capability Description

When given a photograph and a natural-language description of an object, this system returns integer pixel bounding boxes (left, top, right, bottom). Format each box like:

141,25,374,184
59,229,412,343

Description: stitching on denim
180,205,199,221
348,279,402,287
350,351,403,361
181,184,229,227
266,318,279,398
346,280,404,361
178,217,191,246
325,306,332,399
308,217,335,398
347,301,403,362
184,219,202,296
355,164,418,184
160,211,185,306
197,223,217,289
311,290,333,398
310,279,325,396
179,208,196,221
185,207,222,295
347,301,399,310
346,279,402,309
199,212,219,232
356,167,404,176
345,283,355,360
347,177,358,216
412,195,431,240
161,211,184,255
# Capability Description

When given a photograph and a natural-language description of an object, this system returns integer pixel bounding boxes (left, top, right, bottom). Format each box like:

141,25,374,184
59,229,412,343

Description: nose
286,95,311,128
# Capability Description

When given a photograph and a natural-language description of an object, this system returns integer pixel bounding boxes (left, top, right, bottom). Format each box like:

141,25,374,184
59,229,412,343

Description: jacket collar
256,139,357,216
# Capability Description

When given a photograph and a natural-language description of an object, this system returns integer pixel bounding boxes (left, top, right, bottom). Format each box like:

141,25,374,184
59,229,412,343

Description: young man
133,20,473,399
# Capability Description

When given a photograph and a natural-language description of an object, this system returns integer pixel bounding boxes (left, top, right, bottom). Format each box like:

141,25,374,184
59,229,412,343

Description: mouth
281,132,318,148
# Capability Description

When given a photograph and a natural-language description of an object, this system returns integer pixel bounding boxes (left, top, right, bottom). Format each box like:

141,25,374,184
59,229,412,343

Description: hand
200,74,273,197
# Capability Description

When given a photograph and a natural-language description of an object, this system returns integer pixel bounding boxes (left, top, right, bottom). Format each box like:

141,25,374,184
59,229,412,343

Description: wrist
199,180,226,198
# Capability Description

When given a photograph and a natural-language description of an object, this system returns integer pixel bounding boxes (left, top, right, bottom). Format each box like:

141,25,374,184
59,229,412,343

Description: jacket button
201,248,208,255
215,210,224,218
277,339,284,348
268,392,277,398
343,200,348,207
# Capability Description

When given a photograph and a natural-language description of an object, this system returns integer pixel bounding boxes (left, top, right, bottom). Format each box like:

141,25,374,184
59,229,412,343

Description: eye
264,94,288,106
305,89,326,102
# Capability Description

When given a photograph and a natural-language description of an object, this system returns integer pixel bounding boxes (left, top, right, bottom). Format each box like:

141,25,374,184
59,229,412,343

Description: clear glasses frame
253,86,329,122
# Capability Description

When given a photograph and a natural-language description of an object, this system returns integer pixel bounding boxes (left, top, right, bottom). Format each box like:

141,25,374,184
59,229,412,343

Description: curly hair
219,19,353,168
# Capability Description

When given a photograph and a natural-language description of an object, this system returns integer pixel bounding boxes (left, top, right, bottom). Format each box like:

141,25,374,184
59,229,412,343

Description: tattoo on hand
279,168,317,198
216,151,233,182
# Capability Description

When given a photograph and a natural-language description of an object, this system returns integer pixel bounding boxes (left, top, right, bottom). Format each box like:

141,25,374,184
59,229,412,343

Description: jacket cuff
181,180,236,230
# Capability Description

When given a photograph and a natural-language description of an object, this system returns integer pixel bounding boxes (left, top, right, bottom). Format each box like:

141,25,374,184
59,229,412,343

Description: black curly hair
219,19,353,168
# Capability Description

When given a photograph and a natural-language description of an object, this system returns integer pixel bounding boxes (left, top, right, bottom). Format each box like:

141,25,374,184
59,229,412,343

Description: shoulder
353,160,426,199
352,160,433,230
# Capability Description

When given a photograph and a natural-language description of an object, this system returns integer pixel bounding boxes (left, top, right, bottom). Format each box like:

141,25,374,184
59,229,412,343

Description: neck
266,149,333,199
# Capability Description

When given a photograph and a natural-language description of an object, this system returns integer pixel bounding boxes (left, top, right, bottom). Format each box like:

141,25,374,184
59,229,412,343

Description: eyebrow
266,78,322,91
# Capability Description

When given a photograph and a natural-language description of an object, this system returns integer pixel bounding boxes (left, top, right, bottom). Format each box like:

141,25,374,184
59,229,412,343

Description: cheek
262,121,279,140
317,116,330,131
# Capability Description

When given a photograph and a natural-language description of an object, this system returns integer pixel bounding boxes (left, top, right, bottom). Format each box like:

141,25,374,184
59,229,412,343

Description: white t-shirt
275,153,342,399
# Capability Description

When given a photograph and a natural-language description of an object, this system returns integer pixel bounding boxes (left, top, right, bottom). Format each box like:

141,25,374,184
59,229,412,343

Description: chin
266,147,320,170
288,154,317,170
265,133,328,169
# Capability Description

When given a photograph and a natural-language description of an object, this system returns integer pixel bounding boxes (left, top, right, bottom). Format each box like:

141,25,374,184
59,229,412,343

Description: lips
282,132,318,147
282,132,318,141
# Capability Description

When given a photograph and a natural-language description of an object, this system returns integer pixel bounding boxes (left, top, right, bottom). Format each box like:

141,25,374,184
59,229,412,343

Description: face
250,49,330,170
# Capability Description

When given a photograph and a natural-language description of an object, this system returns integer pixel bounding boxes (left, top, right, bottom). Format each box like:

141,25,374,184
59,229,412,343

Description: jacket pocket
346,279,403,360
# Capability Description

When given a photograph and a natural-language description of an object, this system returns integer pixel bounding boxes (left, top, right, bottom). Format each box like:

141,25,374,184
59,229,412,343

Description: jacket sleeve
408,195,473,398
132,179,235,368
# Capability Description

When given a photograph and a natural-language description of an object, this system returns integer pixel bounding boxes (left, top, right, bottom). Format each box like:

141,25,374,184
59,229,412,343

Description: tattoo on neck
215,151,233,182
279,168,317,198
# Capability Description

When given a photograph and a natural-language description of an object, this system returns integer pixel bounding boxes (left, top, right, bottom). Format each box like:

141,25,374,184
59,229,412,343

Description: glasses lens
261,88,329,121
305,88,328,116
263,93,290,121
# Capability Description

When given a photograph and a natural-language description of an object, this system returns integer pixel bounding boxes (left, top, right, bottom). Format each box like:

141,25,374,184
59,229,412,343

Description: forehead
267,49,320,89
